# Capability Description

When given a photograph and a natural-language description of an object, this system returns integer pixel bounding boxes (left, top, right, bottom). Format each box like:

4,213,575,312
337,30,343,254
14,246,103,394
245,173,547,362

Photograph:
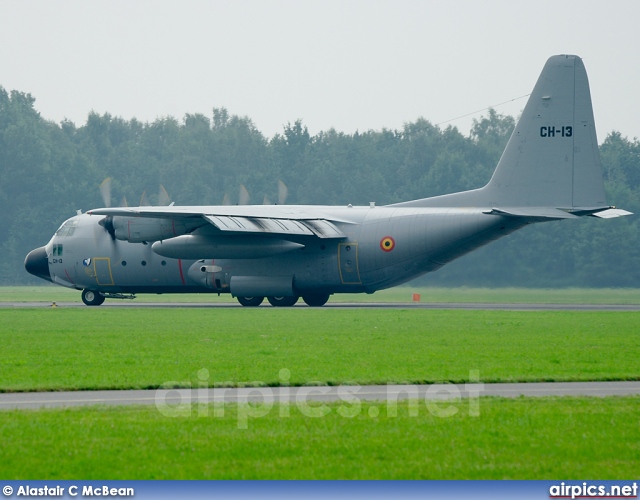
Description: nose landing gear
81,289,105,306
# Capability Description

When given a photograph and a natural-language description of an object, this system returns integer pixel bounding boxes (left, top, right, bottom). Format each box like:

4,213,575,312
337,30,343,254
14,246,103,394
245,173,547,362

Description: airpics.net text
154,369,484,429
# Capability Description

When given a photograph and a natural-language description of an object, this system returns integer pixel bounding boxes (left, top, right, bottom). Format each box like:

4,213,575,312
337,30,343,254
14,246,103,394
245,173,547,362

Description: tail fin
485,54,605,208
395,55,609,210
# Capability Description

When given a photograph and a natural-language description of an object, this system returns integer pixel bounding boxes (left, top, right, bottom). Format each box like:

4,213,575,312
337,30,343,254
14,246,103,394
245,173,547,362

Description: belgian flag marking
380,236,395,252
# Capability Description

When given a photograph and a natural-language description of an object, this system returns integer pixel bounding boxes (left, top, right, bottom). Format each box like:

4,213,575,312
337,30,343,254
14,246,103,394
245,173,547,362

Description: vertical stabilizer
393,55,608,209
484,54,606,208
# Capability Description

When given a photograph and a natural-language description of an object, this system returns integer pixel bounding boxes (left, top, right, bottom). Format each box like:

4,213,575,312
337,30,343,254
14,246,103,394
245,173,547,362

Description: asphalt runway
1,382,639,410
2,301,640,311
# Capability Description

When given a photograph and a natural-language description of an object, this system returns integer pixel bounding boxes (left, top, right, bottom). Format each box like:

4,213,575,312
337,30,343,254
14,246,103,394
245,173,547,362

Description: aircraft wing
87,206,350,239
203,215,346,238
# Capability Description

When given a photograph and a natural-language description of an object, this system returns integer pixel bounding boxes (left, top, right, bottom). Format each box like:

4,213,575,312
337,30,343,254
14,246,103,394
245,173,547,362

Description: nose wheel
82,289,105,306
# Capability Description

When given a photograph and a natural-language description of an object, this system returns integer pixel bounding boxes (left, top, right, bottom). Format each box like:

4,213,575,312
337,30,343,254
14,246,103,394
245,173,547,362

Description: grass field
1,396,638,479
4,285,640,304
0,308,638,391
1,300,638,479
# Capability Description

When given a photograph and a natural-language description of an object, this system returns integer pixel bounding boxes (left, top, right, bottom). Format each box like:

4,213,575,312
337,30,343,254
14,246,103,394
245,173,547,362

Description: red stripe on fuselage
64,269,75,284
178,259,186,285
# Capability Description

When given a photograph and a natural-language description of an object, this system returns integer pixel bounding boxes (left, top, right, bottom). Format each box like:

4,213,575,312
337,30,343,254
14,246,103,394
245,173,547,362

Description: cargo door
93,257,114,286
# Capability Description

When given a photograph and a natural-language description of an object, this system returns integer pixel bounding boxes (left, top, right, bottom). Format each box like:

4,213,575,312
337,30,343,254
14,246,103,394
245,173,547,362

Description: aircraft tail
394,55,618,214
484,54,605,208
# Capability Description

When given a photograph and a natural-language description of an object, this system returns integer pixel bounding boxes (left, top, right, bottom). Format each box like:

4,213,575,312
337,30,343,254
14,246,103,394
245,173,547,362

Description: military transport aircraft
25,55,631,306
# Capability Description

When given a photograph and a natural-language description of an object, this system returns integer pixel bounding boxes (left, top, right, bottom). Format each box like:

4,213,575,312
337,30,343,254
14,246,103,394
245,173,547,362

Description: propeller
99,178,112,208
139,191,150,206
261,181,288,205
239,184,250,205
98,178,116,241
97,178,171,241
222,193,231,205
158,184,171,206
278,180,288,205
98,215,116,241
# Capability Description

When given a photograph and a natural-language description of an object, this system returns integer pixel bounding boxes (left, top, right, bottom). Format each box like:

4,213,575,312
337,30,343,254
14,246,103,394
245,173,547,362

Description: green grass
1,309,638,391
2,306,639,480
0,397,638,479
5,285,640,304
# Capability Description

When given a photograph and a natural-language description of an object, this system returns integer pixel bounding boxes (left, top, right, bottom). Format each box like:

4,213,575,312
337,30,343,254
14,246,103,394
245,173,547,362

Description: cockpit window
55,219,79,237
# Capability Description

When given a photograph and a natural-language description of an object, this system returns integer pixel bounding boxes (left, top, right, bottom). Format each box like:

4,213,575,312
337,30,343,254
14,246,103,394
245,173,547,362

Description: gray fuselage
44,205,525,296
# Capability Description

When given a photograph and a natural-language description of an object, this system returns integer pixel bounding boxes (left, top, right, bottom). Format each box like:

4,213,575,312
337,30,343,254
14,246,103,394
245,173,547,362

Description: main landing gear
236,293,330,307
267,296,299,307
301,293,330,307
236,296,265,307
81,289,105,306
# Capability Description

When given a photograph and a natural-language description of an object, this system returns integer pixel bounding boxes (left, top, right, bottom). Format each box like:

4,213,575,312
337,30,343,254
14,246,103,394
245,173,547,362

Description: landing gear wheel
82,289,105,306
237,296,264,307
267,296,299,307
302,293,330,307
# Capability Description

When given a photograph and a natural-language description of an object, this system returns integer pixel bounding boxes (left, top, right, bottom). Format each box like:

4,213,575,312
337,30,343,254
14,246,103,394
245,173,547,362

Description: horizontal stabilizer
483,207,634,220
482,207,578,220
589,208,634,219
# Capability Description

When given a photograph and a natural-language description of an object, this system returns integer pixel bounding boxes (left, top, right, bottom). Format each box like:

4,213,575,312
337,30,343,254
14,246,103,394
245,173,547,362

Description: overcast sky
1,0,638,141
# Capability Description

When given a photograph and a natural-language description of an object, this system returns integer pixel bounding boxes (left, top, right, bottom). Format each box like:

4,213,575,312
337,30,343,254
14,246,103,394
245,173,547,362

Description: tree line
1,86,638,287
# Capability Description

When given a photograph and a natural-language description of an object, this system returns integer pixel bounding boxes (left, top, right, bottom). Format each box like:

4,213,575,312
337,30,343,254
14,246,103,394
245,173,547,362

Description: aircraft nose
24,246,52,283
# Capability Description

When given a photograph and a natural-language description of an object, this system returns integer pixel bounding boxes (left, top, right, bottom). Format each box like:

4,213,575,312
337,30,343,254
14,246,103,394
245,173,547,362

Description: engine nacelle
111,217,191,243
152,235,304,259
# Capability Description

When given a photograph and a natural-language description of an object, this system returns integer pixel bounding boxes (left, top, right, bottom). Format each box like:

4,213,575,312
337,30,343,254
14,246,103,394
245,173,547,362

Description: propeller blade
139,191,150,206
278,180,288,205
263,195,271,205
99,178,112,208
239,184,250,205
222,193,231,205
121,195,129,207
158,184,171,206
